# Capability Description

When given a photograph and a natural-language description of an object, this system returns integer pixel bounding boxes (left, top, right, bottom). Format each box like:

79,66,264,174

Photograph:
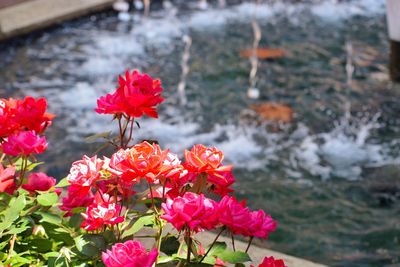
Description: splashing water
1,1,399,265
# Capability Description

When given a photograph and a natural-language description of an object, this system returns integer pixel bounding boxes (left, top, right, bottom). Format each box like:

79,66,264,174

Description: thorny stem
199,227,225,263
18,156,28,187
245,236,254,253
7,234,17,260
118,117,124,148
185,228,192,265
161,179,167,202
147,181,156,212
231,232,236,251
126,118,134,147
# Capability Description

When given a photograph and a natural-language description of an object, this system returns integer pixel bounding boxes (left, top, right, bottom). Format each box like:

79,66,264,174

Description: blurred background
0,0,399,266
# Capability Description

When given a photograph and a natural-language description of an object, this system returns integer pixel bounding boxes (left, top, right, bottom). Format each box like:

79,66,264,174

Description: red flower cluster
81,193,124,231
162,193,276,238
0,96,54,195
0,97,53,156
60,155,107,217
96,70,164,118
0,96,54,138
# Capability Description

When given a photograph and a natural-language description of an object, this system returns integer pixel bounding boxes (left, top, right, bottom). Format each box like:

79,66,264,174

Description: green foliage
37,192,58,206
121,213,155,239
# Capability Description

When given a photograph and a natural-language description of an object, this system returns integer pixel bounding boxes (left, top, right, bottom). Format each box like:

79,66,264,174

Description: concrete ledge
0,0,116,40
198,232,329,267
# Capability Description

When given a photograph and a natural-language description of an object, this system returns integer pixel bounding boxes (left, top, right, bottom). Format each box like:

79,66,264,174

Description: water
1,0,400,266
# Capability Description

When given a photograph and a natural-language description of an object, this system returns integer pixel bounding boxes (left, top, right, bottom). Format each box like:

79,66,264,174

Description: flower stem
199,227,225,263
245,236,254,253
7,234,17,260
117,116,124,148
126,118,134,147
231,232,236,251
186,234,192,265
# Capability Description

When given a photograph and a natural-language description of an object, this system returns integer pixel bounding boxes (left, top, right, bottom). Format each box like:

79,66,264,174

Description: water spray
177,35,192,106
247,0,262,99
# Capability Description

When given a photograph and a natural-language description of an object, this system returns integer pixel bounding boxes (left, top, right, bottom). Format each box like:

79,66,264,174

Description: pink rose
102,240,158,267
81,194,124,231
67,155,104,187
251,256,287,267
247,210,277,239
22,172,61,194
2,130,47,156
217,196,251,235
161,192,218,232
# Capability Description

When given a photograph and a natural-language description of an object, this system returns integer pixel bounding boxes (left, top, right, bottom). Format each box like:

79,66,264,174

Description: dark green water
0,1,399,266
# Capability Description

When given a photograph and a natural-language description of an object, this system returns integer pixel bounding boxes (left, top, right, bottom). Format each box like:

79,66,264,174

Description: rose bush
0,69,286,267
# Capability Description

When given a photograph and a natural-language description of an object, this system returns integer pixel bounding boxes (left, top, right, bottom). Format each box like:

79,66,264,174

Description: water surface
0,1,399,266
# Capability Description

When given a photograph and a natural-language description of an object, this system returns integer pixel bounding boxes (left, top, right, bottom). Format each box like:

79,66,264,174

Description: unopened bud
32,225,46,236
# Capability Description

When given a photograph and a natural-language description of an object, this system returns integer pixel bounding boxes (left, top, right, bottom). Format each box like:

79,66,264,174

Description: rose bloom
2,130,47,156
160,151,188,181
110,142,168,184
0,98,20,138
217,196,251,236
184,144,225,173
14,96,55,134
102,240,158,267
161,192,218,232
60,185,94,216
247,210,277,239
251,256,287,267
22,172,61,194
96,70,164,118
184,144,234,195
208,169,235,196
0,164,15,194
81,194,124,231
67,155,104,187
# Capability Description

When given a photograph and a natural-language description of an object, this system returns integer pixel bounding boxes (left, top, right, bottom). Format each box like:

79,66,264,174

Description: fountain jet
177,35,192,106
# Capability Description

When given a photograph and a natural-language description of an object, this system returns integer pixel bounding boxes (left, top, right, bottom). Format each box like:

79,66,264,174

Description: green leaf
218,251,251,263
157,256,175,264
121,214,154,239
2,218,30,235
26,161,44,171
199,256,217,265
68,213,84,230
37,192,58,206
28,238,53,253
55,177,70,188
160,235,180,255
74,234,105,258
0,194,26,234
85,131,112,143
48,256,69,267
207,242,227,257
37,211,62,225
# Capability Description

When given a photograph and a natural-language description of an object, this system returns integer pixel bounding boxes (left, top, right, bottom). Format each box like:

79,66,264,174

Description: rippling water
0,0,399,266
